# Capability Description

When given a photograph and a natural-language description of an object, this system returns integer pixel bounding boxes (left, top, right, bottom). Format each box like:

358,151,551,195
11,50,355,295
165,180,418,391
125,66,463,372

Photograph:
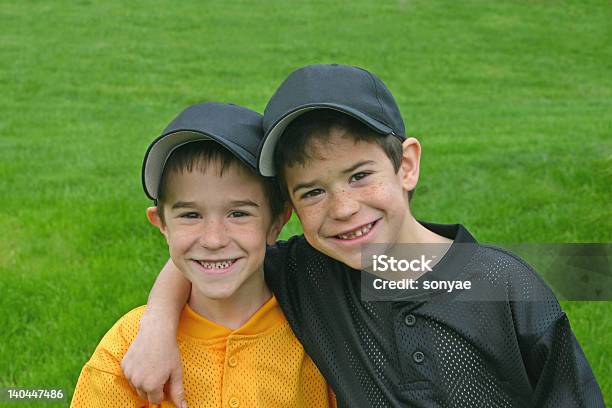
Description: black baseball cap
259,64,406,176
142,102,263,201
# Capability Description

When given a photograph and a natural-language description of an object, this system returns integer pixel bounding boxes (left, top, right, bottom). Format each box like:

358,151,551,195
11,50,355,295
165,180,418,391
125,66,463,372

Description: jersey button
229,397,240,407
404,314,416,327
228,356,238,367
413,351,425,364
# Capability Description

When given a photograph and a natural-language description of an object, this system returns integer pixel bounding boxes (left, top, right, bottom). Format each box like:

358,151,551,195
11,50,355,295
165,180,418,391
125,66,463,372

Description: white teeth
197,259,235,269
336,223,374,240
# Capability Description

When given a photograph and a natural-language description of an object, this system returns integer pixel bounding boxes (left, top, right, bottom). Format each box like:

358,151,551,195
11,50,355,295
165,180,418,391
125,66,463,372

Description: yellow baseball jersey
72,296,335,407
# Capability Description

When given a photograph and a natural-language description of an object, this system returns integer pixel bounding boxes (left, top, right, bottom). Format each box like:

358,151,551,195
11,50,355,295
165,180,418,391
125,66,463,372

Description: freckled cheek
167,240,192,263
227,225,268,250
367,181,403,202
167,229,199,253
295,206,326,236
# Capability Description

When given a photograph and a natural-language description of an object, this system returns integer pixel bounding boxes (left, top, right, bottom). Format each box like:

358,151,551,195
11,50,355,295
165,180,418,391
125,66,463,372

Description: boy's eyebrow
292,180,320,194
292,160,377,194
341,160,376,175
228,200,259,208
170,200,260,209
171,201,197,210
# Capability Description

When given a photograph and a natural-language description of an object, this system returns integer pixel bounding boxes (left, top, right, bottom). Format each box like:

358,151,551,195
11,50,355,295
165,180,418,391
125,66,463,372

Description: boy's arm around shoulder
71,307,149,408
496,247,605,407
120,258,190,408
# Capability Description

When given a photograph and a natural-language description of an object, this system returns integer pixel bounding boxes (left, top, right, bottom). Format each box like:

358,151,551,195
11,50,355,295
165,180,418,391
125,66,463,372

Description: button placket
395,305,429,382
224,338,241,407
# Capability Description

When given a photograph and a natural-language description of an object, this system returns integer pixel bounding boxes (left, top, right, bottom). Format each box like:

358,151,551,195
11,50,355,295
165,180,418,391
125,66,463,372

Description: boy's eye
350,172,370,182
301,188,324,199
179,212,200,219
229,211,249,218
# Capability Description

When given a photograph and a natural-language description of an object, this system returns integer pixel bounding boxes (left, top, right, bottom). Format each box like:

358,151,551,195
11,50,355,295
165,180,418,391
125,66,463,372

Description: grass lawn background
1,0,610,405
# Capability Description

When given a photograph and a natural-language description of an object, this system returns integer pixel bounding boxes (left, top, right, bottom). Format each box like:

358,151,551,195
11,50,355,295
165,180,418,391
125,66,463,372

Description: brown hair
157,141,284,223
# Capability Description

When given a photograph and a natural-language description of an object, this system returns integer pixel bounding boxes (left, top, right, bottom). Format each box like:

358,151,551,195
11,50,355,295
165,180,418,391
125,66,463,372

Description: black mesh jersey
264,222,604,408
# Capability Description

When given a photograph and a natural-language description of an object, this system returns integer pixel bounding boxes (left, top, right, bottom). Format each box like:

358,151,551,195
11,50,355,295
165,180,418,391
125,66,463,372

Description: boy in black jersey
121,65,604,407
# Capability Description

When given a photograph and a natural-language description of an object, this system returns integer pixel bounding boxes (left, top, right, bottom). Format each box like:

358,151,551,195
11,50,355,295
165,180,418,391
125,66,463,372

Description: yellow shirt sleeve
72,364,147,408
71,307,149,408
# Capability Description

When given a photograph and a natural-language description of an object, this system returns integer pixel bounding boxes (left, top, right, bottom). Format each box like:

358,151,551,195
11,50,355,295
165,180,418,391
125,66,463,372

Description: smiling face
150,161,282,303
284,130,420,269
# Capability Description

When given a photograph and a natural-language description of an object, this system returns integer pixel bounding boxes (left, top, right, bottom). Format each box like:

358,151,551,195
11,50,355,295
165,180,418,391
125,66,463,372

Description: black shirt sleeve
501,249,605,407
524,313,605,407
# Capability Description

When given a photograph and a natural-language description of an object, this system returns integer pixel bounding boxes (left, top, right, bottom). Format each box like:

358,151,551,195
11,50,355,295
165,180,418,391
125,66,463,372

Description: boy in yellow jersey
71,102,335,408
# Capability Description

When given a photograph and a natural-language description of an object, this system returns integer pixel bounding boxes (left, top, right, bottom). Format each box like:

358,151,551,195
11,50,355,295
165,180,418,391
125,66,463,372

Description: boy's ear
266,205,292,245
146,206,168,238
398,137,421,193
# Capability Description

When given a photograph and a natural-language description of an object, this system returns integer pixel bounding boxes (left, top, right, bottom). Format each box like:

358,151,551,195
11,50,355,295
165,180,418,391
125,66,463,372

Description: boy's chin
191,280,237,300
197,286,237,301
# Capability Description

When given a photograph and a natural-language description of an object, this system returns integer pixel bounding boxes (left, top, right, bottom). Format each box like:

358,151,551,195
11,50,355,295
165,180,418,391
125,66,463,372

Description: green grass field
1,0,610,406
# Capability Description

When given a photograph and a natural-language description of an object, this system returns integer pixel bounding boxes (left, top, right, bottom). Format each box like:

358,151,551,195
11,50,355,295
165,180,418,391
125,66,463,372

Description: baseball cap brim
142,129,256,201
258,103,394,177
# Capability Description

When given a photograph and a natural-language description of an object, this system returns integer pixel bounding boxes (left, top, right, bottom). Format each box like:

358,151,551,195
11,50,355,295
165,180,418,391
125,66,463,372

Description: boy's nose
328,191,360,220
198,220,230,249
